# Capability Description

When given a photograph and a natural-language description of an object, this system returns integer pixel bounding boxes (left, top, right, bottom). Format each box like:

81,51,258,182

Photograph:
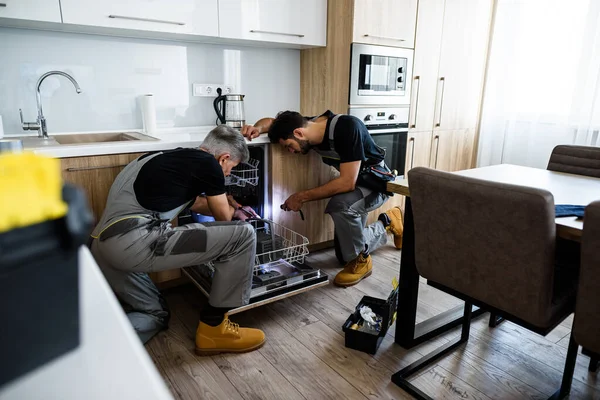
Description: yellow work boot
385,207,404,249
334,253,373,287
195,316,265,356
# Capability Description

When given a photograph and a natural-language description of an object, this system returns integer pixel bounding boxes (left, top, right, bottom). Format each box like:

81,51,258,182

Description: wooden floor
146,246,600,400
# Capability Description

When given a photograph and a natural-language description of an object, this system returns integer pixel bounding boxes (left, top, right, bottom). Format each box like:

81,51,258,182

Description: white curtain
477,0,600,168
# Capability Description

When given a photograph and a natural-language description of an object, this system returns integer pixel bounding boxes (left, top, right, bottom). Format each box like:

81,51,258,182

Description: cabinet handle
433,135,440,169
250,30,305,38
409,137,415,170
363,34,405,42
66,164,128,172
410,76,420,129
435,77,446,128
0,3,7,7
108,15,186,26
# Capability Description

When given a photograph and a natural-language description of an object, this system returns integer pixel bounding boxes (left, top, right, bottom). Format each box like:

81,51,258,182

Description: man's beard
296,138,312,155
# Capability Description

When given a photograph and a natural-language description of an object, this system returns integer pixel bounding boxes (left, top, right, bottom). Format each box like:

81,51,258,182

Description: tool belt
357,160,397,196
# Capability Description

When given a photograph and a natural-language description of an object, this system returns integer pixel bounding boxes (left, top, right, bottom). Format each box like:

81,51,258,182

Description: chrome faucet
20,71,82,139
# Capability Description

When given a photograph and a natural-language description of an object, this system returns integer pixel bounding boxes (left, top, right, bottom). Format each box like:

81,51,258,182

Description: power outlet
192,83,235,97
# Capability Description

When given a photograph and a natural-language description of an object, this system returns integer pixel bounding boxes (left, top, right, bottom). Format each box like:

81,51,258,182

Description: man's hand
241,118,275,141
282,192,305,212
233,208,251,221
240,205,260,219
241,125,261,141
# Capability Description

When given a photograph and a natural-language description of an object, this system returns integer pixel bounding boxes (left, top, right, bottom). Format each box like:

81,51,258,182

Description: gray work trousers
326,186,389,263
91,219,256,344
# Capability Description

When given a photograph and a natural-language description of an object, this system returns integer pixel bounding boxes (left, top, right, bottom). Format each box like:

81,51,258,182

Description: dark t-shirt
312,110,384,166
133,148,226,212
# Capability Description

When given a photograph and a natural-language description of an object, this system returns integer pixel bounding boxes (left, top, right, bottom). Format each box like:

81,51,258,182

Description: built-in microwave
349,43,414,106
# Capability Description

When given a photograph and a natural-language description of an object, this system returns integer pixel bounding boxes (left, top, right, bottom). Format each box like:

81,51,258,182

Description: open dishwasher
178,145,329,314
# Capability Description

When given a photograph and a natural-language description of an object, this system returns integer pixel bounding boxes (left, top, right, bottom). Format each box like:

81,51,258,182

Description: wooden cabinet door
270,146,335,246
218,0,327,46
408,0,446,132
61,153,143,222
429,129,475,172
0,0,61,22
353,0,417,48
405,130,434,174
61,0,218,36
434,0,493,131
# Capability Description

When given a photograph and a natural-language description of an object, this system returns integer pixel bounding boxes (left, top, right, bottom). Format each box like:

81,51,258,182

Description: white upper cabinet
60,0,219,36
353,0,417,48
218,0,327,46
0,0,61,23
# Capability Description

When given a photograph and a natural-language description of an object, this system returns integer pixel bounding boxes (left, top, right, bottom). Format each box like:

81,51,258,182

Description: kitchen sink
52,132,157,145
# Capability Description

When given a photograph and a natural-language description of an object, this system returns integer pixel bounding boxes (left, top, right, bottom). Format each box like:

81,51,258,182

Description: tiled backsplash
0,28,300,135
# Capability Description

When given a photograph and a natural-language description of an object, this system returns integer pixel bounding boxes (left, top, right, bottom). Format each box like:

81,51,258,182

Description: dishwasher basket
225,158,260,187
250,219,309,269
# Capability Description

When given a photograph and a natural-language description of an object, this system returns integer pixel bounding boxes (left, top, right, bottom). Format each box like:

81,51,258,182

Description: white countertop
8,126,270,158
0,247,173,400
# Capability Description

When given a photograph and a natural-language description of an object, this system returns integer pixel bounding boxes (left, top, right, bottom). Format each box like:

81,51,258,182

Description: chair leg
489,312,505,328
590,355,599,372
392,302,473,400
548,333,578,400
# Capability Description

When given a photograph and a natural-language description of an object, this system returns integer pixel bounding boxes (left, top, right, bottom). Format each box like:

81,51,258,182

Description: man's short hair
268,111,308,144
202,125,250,163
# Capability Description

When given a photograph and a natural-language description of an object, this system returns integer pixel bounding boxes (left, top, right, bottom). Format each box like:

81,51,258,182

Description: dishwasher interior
178,145,329,313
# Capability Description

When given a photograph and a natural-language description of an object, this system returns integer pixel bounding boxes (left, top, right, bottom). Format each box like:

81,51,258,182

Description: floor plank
436,346,547,400
292,286,355,333
410,364,493,400
262,296,321,332
150,348,246,400
471,320,599,391
213,351,307,400
291,321,413,400
248,312,369,400
146,247,600,400
463,332,600,399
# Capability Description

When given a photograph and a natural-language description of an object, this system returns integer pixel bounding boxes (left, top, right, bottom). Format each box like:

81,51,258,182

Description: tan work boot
334,253,373,287
195,316,265,356
385,207,404,249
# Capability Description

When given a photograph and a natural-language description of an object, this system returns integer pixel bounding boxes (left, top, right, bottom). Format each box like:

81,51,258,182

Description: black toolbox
0,185,92,387
342,287,399,355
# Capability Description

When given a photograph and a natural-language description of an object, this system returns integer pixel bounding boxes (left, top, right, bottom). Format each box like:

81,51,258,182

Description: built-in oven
348,106,408,177
349,43,414,106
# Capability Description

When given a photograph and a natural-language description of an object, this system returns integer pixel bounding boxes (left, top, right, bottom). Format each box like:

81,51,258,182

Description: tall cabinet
273,0,417,246
406,0,494,174
274,0,494,247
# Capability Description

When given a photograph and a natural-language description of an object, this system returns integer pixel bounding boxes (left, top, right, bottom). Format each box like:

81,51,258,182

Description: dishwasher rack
225,158,260,187
181,218,328,314
251,219,309,268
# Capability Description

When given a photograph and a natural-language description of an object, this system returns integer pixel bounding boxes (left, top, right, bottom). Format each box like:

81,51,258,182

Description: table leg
395,197,420,346
394,197,485,349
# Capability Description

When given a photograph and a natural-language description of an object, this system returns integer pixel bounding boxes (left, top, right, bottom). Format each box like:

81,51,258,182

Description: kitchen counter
9,126,270,158
0,247,173,400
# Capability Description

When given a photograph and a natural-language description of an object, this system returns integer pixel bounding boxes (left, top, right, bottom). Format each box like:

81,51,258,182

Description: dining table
388,164,600,348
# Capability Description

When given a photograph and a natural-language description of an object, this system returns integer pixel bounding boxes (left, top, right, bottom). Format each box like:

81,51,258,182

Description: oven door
369,127,408,177
350,43,414,106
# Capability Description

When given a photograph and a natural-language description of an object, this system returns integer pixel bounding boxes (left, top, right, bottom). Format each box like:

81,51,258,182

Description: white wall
0,28,300,135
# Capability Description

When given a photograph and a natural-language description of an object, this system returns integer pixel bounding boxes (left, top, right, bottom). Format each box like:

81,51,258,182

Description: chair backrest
547,145,600,178
573,201,600,353
408,167,558,328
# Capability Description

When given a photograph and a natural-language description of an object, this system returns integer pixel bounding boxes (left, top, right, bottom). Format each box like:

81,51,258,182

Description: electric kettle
213,88,245,129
